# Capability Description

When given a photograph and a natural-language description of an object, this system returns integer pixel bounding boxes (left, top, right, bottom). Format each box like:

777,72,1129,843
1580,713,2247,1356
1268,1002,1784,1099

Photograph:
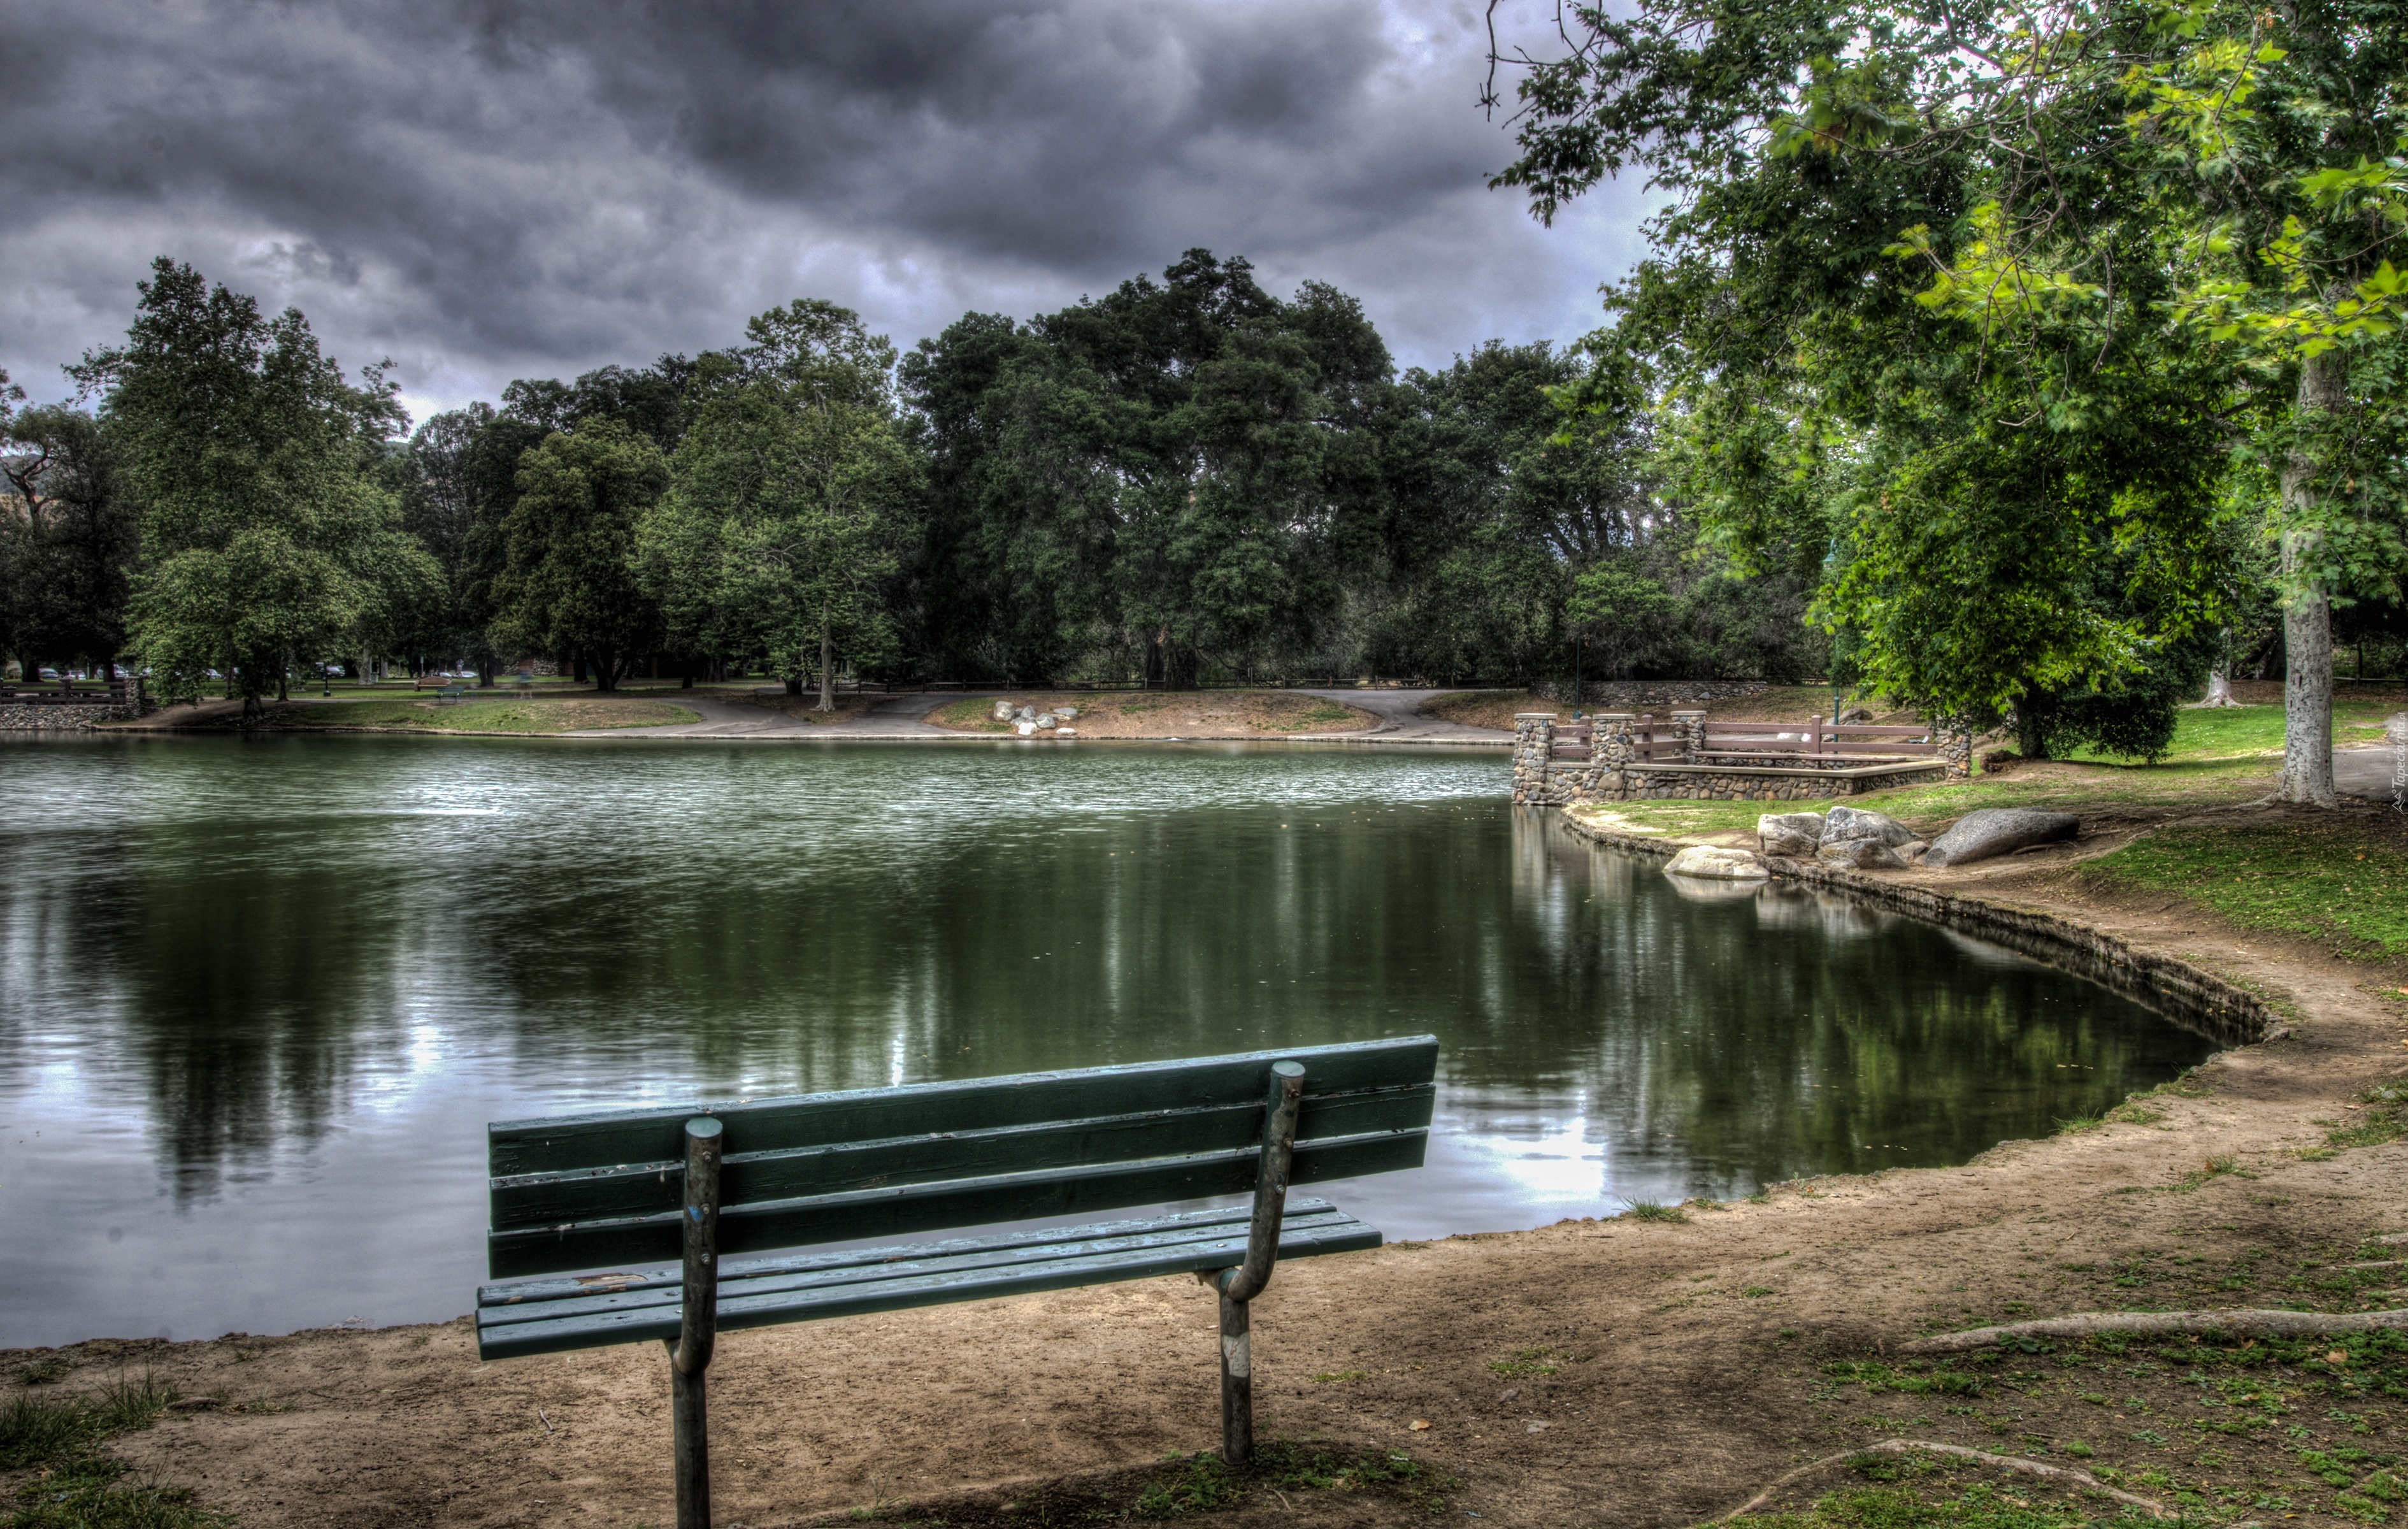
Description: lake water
0,734,2218,1347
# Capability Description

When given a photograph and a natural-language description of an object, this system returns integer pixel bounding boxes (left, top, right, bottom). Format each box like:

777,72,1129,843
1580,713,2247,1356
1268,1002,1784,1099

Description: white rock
1824,805,1916,847
1056,705,1079,719
991,701,1015,722
1818,836,1911,871
1034,713,1057,729
1056,727,1077,738
1015,721,1037,736
1758,812,1826,857
1016,706,1035,721
1664,845,1770,880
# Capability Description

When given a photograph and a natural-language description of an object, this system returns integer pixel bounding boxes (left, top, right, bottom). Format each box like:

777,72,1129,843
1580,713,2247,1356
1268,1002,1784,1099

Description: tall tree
1485,0,2249,750
3,392,136,682
902,252,1395,687
70,259,432,712
641,302,921,709
488,420,668,690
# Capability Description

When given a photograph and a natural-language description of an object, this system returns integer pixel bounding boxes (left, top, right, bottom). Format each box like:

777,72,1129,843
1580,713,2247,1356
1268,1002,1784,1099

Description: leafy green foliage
0,398,133,679
71,259,435,710
640,305,919,707
487,420,669,690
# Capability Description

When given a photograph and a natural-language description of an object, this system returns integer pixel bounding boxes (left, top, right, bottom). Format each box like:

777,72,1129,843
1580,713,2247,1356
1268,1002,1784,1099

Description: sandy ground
5,840,2403,1528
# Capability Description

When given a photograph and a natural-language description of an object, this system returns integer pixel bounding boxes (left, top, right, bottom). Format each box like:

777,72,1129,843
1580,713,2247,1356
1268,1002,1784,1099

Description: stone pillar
1512,713,1558,804
1937,719,1974,782
1671,708,1706,762
1594,712,1635,800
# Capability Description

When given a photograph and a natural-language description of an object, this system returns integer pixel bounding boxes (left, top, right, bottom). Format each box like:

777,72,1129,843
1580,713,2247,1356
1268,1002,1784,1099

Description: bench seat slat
488,1037,1438,1179
480,1200,1295,1304
488,1126,1424,1278
475,1202,1380,1360
489,1084,1434,1231
482,1204,1369,1329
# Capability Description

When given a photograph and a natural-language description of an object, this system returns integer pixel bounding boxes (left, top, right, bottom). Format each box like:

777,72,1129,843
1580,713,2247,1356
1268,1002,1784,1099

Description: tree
901,252,1395,687
3,394,135,682
488,420,668,690
70,259,431,712
1484,0,2248,747
641,302,921,710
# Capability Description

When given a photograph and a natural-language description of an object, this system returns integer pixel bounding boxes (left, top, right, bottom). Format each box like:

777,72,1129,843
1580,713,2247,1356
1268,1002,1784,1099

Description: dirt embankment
928,691,1377,739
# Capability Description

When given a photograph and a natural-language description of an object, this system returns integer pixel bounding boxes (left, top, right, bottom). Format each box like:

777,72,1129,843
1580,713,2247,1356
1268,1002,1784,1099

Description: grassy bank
264,696,697,733
1573,703,2408,961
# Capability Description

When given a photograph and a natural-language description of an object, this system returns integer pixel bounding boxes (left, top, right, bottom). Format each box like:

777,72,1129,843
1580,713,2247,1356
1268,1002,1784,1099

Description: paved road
2338,743,2402,803
573,686,1512,745
1288,687,1510,745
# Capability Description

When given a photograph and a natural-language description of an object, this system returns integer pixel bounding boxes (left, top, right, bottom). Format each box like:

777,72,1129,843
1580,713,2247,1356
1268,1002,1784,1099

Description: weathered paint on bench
475,1037,1437,1529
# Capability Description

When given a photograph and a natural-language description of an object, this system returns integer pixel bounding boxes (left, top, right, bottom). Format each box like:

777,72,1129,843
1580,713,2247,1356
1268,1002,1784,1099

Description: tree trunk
2276,348,2345,807
2015,706,2049,760
816,624,835,712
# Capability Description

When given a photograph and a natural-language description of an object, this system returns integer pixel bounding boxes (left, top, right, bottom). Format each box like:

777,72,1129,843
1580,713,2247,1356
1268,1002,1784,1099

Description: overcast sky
0,0,1659,429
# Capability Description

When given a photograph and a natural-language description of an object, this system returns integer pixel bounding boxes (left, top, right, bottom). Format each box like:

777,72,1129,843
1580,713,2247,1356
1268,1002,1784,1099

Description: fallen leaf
2328,1350,2350,1365
1408,1419,1431,1432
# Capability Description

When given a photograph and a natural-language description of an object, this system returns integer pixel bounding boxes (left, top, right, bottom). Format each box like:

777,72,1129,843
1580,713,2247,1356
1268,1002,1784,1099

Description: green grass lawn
2084,815,2408,956
2066,700,2397,765
273,698,697,733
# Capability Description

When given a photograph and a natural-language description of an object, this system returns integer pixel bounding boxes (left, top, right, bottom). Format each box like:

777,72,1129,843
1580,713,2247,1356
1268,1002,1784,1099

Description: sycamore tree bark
817,622,835,712
2275,349,2346,807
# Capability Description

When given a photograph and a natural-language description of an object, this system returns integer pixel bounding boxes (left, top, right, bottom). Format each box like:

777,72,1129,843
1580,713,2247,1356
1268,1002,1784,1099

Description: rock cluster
994,700,1079,738
1755,805,1931,870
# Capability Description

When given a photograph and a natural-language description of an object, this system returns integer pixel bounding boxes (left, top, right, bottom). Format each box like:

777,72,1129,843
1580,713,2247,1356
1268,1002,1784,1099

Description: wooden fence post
668,1116,722,1529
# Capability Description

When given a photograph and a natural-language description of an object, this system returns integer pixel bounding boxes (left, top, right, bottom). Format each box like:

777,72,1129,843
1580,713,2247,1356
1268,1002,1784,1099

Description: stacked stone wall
1,703,148,729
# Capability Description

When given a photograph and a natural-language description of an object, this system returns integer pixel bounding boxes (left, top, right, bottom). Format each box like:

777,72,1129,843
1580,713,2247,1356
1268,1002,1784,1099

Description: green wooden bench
475,1036,1438,1529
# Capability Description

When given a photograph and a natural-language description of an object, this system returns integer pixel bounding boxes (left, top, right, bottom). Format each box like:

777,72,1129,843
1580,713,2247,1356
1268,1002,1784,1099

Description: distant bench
475,1037,1438,1528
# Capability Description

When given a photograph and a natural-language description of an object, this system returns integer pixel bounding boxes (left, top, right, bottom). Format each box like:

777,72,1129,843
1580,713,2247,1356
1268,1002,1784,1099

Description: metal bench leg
668,1116,722,1529
1207,1060,1305,1467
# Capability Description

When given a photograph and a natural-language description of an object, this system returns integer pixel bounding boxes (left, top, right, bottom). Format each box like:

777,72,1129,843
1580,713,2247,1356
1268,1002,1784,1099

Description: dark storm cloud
0,0,1654,415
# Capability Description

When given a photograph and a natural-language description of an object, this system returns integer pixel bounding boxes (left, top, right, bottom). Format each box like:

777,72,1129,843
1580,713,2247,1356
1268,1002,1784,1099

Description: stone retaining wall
1,702,149,729
1552,810,2273,1048
1512,710,1961,805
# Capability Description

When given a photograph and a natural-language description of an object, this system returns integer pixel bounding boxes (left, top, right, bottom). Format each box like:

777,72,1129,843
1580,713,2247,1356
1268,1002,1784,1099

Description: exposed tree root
1902,1308,2408,1354
1716,1439,2171,1521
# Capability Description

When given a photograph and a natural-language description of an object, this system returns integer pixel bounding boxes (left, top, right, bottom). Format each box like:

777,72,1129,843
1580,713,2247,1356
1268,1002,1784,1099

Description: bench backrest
487,1035,1438,1280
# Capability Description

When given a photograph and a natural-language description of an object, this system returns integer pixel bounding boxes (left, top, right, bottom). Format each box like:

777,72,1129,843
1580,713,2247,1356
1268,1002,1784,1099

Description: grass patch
2067,700,2399,766
1489,1347,1561,1379
3,1453,233,1528
2087,815,2408,957
1124,1442,1455,1519
1731,1482,2114,1529
275,697,697,733
0,1373,221,1529
1623,1199,1690,1223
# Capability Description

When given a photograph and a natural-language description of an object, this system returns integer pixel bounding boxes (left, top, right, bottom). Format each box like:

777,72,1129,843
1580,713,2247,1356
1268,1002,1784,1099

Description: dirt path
3,851,2390,1528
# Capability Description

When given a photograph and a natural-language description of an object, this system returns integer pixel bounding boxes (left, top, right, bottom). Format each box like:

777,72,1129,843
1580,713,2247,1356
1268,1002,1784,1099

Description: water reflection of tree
1501,814,2213,1198
6,738,2215,1210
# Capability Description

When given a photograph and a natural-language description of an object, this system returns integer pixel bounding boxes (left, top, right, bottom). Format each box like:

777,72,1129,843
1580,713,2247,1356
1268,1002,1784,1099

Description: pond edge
1551,808,2274,1049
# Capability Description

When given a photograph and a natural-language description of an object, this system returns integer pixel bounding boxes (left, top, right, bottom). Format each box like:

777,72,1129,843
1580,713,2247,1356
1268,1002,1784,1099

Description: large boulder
1923,807,2079,868
1665,845,1770,880
1758,812,1826,858
1824,805,1917,847
1817,836,1912,872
